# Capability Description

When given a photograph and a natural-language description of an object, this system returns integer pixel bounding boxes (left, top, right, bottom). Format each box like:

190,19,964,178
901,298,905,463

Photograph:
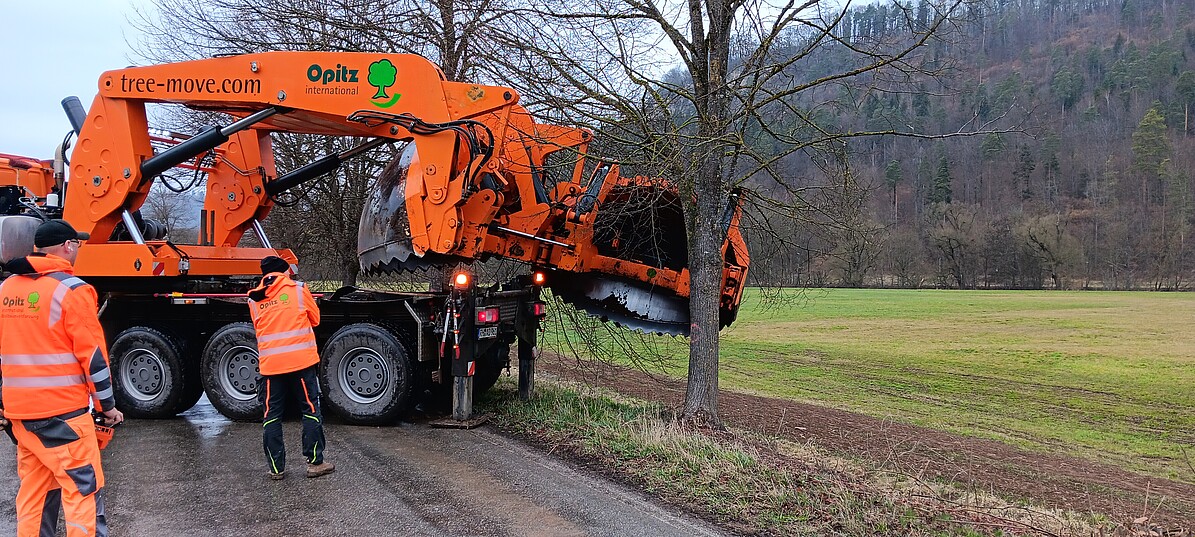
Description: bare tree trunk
681,0,732,426
683,153,727,425
341,256,359,287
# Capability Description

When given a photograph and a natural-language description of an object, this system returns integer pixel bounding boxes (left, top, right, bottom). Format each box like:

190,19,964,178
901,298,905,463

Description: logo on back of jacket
256,293,289,310
2,291,41,317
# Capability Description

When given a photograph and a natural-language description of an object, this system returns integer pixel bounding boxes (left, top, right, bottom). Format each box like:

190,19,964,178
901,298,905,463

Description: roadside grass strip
482,379,1112,537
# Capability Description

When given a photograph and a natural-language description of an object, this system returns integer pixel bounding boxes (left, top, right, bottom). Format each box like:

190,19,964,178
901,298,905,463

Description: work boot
269,471,285,481
306,461,335,478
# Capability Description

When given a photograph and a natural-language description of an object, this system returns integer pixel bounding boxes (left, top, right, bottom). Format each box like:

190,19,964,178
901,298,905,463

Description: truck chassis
93,273,544,424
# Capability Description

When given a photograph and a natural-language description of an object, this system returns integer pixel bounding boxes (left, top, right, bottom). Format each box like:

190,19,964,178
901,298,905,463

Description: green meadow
548,288,1195,482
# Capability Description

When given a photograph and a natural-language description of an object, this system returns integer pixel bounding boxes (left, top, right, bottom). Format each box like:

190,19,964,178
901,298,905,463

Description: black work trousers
258,365,326,473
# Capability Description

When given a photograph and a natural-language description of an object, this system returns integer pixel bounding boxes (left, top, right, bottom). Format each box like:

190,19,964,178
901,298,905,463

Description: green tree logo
27,291,40,312
367,59,401,108
280,293,290,303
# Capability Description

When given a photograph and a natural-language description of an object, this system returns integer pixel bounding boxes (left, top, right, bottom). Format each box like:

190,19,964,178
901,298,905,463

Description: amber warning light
532,271,546,285
453,272,470,288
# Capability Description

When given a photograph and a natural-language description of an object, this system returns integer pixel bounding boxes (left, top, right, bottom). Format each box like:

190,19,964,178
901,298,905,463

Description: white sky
0,0,146,158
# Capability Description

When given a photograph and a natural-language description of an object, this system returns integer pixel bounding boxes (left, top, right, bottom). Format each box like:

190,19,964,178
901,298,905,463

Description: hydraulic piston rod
265,138,389,196
140,107,282,182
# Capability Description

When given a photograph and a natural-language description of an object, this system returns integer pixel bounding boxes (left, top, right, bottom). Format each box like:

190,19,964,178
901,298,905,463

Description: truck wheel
200,322,263,421
321,323,412,425
110,326,196,418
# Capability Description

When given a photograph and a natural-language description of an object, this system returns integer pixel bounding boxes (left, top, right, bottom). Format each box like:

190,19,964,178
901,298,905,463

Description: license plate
477,326,498,339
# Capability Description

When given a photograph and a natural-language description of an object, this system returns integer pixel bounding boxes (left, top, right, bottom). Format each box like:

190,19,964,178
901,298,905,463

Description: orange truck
0,52,749,424
0,154,57,261
0,153,55,200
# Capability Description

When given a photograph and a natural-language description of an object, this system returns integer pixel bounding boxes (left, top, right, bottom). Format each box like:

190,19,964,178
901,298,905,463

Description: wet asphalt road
1,398,726,537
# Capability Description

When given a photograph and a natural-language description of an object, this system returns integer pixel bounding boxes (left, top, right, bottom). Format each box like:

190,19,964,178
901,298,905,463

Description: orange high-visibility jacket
248,272,321,375
0,254,116,419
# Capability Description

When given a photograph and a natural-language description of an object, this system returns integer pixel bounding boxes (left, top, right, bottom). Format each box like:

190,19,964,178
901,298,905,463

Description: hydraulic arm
61,51,749,334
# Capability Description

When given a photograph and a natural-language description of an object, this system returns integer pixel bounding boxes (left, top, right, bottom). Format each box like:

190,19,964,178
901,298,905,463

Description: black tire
472,342,510,395
175,378,205,414
174,337,206,414
109,326,198,418
200,322,263,421
321,323,413,425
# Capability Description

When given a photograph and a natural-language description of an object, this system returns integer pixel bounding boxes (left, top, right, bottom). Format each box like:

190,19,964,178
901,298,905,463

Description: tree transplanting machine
0,52,749,425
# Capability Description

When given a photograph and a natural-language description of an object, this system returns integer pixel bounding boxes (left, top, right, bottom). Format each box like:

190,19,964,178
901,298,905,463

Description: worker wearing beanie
0,218,124,537
247,256,334,480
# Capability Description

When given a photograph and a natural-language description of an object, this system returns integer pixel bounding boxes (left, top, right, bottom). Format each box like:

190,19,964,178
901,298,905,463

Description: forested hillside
745,0,1195,290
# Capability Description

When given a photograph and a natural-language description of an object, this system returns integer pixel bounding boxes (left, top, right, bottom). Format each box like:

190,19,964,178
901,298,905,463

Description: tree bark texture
682,0,733,426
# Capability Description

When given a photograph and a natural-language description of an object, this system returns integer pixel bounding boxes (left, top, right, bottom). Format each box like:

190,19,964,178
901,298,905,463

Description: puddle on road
179,396,233,439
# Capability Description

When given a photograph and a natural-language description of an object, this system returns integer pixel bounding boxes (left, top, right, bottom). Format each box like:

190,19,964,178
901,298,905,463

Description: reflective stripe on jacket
248,272,321,375
0,254,115,419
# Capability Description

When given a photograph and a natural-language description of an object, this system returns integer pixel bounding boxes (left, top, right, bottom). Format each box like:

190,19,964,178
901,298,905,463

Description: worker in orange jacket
248,256,334,480
0,219,124,537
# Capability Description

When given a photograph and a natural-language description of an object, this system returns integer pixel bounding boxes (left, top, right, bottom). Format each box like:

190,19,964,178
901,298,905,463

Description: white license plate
477,326,498,339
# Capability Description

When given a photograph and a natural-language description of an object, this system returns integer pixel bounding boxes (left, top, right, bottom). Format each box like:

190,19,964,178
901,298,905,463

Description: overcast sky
0,0,146,158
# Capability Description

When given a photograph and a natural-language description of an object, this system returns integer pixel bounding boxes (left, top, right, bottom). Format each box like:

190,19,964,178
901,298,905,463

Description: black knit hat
260,256,290,275
34,219,90,248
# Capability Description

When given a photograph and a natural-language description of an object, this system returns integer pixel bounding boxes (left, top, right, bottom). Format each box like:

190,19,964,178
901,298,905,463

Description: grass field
546,288,1195,482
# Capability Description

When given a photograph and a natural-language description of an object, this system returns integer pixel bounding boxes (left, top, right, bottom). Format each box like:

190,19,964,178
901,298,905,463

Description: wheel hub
339,347,389,404
120,349,164,401
219,345,260,401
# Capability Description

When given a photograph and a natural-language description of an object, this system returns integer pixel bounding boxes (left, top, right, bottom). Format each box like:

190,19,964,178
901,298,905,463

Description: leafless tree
132,0,516,80
143,186,199,243
478,0,994,425
884,225,927,288
928,202,986,289
1016,213,1080,289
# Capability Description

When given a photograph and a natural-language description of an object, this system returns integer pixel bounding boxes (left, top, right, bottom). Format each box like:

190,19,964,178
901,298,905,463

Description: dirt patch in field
538,353,1195,529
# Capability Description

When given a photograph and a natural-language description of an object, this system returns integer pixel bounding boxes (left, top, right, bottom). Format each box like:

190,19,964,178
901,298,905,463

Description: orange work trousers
11,410,108,537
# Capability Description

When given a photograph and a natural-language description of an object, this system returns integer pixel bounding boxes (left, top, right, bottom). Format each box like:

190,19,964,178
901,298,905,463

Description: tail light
476,307,500,324
532,302,547,318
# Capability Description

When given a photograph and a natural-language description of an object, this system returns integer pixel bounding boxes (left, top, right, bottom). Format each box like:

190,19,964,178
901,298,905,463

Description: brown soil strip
539,353,1195,528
